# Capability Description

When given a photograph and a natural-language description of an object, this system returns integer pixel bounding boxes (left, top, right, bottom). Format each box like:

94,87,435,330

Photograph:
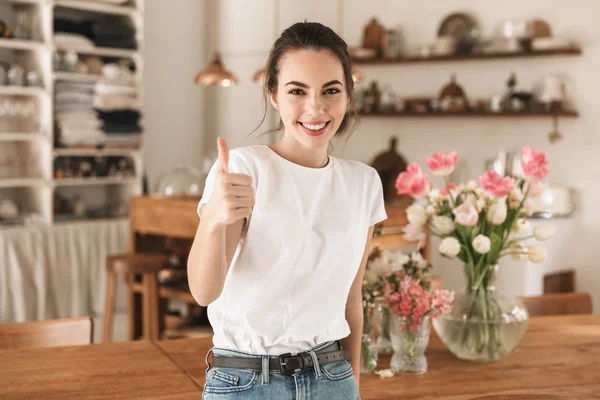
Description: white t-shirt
197,144,387,355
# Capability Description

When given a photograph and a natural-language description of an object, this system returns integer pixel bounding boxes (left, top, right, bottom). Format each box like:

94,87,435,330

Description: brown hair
250,21,360,146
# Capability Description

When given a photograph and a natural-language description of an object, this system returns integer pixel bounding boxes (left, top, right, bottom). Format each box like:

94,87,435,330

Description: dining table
1,314,599,399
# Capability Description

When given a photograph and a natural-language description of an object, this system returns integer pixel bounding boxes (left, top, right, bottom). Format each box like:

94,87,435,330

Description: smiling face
269,48,349,150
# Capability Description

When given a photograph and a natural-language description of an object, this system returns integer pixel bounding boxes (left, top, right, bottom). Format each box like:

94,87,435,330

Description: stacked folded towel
54,9,137,50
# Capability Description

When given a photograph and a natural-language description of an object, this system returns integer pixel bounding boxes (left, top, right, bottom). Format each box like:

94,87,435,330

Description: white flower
364,269,378,285
466,180,478,191
476,197,487,213
508,186,524,210
525,179,548,198
472,234,491,254
410,251,429,269
428,188,445,204
432,215,455,235
439,237,461,257
406,203,428,227
512,218,531,234
402,223,427,249
487,199,508,225
475,187,486,198
527,245,548,263
534,224,557,241
524,199,535,217
426,204,438,215
511,242,527,261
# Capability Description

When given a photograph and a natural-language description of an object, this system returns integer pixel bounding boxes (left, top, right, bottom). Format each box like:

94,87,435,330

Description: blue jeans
202,341,360,399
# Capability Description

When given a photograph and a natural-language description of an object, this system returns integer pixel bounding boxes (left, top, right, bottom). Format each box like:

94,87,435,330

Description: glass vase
390,315,430,374
360,308,378,374
375,302,393,354
433,264,529,362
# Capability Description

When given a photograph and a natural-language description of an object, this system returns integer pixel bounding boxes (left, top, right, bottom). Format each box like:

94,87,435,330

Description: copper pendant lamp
195,0,238,87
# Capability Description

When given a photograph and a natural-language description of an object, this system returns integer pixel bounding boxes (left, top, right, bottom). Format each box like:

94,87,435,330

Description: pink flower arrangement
395,163,429,198
396,145,555,291
384,275,454,332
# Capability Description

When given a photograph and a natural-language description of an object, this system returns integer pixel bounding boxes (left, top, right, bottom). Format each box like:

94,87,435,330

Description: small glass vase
433,265,529,362
360,308,378,374
390,315,430,375
375,303,393,355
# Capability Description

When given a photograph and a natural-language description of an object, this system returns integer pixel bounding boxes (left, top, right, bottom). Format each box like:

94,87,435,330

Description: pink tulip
396,163,429,198
479,170,514,197
452,202,479,227
521,146,549,180
426,151,458,176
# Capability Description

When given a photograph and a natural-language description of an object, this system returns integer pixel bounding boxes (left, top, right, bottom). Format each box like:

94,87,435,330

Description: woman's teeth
300,122,327,130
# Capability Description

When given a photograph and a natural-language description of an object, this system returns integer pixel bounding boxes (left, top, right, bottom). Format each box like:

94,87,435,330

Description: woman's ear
269,92,279,110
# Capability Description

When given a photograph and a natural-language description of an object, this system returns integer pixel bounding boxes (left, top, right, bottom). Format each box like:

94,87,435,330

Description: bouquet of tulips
394,146,555,361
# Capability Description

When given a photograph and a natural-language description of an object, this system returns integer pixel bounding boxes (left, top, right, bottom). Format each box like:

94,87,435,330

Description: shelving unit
353,46,582,120
0,0,144,226
54,177,138,187
360,111,580,118
352,48,582,65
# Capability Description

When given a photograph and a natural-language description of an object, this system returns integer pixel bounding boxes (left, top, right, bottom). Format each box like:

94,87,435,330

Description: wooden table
155,315,600,400
0,340,202,399
1,315,598,399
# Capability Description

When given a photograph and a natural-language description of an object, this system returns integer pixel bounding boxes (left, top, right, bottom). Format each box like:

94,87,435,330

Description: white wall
143,0,207,190
204,0,600,311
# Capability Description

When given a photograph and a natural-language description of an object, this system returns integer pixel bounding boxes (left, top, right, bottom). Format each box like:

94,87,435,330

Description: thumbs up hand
204,138,255,226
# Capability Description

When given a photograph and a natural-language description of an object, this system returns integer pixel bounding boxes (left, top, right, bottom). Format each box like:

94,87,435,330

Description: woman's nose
307,94,325,113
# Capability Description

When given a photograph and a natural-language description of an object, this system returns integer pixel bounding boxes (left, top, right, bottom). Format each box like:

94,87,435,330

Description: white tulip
508,186,524,210
524,199,535,217
512,218,531,234
466,180,478,191
534,224,557,241
439,237,461,257
487,199,508,225
472,234,491,254
406,203,428,227
426,204,438,215
476,197,487,213
511,242,527,261
432,215,455,235
527,245,548,263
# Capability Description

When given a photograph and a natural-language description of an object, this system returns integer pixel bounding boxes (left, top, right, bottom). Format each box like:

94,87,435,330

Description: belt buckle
278,353,303,376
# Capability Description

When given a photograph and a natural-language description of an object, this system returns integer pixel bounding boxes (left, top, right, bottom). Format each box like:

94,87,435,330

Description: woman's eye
289,89,304,95
325,88,341,95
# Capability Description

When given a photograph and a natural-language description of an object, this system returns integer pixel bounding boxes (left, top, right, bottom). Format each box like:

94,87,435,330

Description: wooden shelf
0,132,45,141
53,148,140,157
0,86,48,96
53,0,138,17
359,111,579,118
0,0,42,5
54,44,139,59
54,72,138,85
0,38,47,51
53,177,139,187
0,178,45,188
352,48,582,65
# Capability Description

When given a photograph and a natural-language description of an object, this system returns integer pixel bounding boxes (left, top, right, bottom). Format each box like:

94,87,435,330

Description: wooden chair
0,316,93,350
520,292,593,317
103,253,169,342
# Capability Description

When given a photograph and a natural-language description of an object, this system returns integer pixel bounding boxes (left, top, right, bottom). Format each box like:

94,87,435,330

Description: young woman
188,21,386,399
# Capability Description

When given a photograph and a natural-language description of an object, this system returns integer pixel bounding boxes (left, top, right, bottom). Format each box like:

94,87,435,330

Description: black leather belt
211,341,350,376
